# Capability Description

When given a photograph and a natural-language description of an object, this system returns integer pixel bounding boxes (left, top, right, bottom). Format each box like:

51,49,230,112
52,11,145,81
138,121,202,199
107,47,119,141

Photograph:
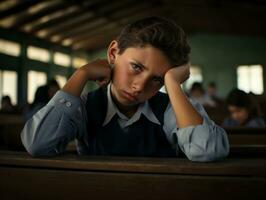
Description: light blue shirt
21,84,229,162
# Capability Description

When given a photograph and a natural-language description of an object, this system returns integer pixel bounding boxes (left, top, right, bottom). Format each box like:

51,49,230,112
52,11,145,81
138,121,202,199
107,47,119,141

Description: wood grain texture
0,151,266,200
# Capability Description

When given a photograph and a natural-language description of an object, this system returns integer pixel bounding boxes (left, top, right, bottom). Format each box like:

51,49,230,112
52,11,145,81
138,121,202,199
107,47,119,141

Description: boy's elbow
21,125,57,157
187,126,230,162
26,145,44,157
21,135,54,157
26,144,57,157
184,143,230,162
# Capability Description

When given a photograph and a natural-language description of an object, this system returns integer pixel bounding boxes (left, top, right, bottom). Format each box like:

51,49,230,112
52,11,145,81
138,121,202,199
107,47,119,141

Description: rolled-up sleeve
163,99,230,162
21,90,87,157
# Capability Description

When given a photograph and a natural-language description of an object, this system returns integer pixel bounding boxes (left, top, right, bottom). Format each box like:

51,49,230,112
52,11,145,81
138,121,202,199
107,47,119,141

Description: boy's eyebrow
132,59,147,70
132,59,165,79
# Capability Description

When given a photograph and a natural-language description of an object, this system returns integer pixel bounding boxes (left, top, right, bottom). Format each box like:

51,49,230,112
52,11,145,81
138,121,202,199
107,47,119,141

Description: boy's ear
107,40,119,65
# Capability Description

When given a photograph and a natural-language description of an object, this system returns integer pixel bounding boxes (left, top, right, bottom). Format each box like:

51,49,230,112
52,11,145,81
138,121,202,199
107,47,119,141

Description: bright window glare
27,46,50,62
237,65,263,94
237,66,250,93
55,75,67,88
250,65,263,94
0,70,17,105
27,70,47,103
0,39,20,56
54,52,71,67
73,57,87,68
184,66,203,90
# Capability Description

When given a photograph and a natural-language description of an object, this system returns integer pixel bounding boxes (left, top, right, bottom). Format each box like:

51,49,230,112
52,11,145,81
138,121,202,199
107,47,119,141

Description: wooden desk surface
0,150,265,176
0,151,265,200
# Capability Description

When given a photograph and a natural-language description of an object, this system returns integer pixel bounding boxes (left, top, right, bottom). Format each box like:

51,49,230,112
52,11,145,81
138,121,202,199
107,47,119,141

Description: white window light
54,52,71,67
0,70,18,105
237,65,263,94
27,70,47,103
0,39,20,57
27,45,50,62
55,75,67,88
73,57,87,68
184,66,203,91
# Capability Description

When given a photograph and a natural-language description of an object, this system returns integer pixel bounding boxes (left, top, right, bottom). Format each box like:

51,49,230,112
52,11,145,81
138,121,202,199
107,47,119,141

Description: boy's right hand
81,59,112,87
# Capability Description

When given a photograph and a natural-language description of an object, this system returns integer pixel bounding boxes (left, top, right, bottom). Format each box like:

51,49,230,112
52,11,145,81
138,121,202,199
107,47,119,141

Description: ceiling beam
57,1,159,44
12,1,74,29
0,0,46,18
29,0,106,34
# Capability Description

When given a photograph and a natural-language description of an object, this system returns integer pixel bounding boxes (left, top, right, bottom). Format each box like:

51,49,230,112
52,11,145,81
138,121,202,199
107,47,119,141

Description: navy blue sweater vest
85,87,176,157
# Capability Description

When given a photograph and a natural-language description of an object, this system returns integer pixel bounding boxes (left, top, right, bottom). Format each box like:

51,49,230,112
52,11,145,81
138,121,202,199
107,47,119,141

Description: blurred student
222,88,266,127
24,79,60,120
206,81,223,105
0,95,15,113
189,82,216,107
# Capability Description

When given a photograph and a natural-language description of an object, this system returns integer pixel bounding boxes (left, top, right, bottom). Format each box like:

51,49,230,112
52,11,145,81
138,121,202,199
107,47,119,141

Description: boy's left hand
165,63,190,84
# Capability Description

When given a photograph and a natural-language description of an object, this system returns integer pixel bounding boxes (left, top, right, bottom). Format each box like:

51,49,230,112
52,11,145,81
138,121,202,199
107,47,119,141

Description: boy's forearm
62,67,90,97
165,76,203,128
62,59,111,97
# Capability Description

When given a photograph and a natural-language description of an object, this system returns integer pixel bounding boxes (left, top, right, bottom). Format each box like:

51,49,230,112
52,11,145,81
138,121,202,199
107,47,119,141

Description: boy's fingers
96,80,107,87
95,75,111,87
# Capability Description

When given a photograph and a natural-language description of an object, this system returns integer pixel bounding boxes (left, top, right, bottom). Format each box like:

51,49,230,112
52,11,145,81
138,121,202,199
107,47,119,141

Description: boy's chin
120,100,140,107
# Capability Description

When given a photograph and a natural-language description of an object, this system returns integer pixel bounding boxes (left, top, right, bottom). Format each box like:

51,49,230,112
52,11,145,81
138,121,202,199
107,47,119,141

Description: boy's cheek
143,88,158,100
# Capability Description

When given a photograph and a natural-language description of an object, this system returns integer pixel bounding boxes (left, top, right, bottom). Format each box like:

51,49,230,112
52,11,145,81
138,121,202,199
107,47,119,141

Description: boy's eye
131,63,142,72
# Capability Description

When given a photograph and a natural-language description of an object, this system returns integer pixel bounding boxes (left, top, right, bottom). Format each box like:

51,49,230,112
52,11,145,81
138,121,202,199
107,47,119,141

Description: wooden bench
0,114,25,151
0,113,24,125
0,150,265,200
225,128,266,157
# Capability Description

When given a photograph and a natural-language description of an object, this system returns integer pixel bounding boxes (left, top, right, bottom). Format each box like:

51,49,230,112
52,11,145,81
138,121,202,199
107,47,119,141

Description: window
27,70,47,103
27,46,50,62
55,75,67,88
0,70,17,106
54,52,71,67
0,39,20,56
184,66,203,91
237,65,264,94
73,57,87,68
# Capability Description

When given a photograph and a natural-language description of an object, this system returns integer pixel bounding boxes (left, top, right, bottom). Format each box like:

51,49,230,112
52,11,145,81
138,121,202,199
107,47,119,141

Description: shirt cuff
47,90,82,115
176,116,212,147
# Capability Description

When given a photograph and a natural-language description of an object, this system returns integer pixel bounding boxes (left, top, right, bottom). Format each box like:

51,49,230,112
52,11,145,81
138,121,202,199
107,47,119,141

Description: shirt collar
102,83,161,126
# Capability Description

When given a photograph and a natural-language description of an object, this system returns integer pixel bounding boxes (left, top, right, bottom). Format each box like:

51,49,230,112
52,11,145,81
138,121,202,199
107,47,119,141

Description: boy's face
108,41,172,108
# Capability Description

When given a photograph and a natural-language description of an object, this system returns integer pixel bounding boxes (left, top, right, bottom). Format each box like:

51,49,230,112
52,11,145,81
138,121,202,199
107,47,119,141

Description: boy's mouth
122,91,138,101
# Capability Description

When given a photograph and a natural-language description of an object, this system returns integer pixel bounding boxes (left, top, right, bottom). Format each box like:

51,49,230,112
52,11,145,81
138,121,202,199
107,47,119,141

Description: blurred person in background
24,79,60,120
222,88,266,127
0,95,15,113
189,82,216,107
206,81,223,106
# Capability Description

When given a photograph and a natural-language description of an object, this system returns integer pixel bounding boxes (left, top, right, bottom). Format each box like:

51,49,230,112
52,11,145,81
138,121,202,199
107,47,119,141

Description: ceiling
0,0,265,53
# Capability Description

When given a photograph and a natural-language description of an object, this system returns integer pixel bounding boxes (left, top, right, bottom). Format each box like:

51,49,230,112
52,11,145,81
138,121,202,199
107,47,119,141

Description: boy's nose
132,78,147,94
132,84,143,94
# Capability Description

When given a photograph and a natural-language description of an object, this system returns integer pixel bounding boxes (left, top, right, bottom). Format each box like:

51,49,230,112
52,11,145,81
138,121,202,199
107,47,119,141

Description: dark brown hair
226,88,262,119
116,16,191,66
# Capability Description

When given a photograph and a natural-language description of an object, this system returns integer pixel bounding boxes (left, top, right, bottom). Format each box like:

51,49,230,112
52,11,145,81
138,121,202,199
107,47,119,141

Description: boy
21,17,229,161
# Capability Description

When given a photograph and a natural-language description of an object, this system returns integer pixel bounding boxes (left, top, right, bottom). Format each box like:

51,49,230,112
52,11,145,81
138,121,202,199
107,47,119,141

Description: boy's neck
113,97,139,118
119,106,138,118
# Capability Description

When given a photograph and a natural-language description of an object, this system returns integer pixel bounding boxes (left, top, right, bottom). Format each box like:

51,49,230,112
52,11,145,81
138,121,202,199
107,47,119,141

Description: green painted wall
189,34,266,97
